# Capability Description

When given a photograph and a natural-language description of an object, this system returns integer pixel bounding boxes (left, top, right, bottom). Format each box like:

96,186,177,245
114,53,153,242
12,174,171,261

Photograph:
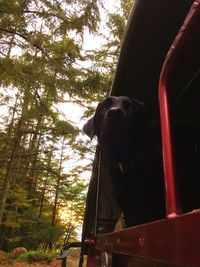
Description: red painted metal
96,210,200,266
84,239,96,245
158,0,200,218
159,61,182,217
86,256,96,267
159,71,181,217
86,249,101,267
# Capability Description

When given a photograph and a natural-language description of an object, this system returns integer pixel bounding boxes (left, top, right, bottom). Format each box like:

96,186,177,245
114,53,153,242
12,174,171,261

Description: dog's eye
125,102,134,111
128,105,134,110
104,98,112,105
102,106,108,111
99,103,110,113
101,98,112,111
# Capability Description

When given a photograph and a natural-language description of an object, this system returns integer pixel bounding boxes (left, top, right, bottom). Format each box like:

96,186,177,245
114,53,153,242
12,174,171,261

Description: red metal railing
159,0,200,218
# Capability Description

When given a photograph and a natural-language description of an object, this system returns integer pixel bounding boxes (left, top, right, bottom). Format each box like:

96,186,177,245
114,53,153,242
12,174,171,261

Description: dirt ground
0,260,60,267
0,256,87,267
0,247,87,267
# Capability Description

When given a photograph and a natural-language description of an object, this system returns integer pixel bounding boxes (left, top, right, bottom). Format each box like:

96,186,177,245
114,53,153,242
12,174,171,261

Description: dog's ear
83,116,96,140
83,100,104,139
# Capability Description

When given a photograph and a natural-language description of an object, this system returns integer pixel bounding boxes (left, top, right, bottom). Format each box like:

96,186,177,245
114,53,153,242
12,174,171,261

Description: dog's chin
98,133,134,162
102,118,126,134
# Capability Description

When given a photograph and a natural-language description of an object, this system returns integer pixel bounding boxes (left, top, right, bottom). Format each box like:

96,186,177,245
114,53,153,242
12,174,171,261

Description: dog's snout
106,108,124,119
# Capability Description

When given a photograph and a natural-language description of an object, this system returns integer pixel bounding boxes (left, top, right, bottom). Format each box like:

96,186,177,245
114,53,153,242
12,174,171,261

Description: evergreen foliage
0,0,133,251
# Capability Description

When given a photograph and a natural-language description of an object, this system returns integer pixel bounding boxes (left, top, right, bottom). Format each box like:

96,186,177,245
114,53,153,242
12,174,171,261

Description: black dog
83,96,165,227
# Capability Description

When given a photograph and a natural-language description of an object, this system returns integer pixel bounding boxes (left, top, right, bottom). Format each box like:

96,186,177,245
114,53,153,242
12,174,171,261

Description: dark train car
59,0,200,266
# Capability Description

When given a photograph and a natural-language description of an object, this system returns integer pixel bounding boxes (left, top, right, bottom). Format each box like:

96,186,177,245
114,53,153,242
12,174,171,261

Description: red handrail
159,0,200,218
159,64,182,218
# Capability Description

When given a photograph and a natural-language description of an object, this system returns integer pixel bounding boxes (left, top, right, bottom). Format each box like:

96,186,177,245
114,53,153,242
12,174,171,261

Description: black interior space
167,8,200,213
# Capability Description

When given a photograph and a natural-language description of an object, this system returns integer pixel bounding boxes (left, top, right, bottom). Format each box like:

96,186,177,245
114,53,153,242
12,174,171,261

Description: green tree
0,0,133,251
0,0,101,251
84,0,133,101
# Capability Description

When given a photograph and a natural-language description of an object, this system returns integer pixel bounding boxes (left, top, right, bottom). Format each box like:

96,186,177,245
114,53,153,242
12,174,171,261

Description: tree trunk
49,136,65,249
38,147,53,218
0,86,32,223
0,118,23,222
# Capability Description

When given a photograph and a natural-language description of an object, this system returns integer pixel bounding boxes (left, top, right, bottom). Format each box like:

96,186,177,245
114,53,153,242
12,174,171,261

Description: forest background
0,0,133,253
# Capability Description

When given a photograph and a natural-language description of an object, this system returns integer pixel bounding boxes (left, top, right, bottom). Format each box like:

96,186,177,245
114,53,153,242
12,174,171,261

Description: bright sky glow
58,101,86,128
55,0,123,182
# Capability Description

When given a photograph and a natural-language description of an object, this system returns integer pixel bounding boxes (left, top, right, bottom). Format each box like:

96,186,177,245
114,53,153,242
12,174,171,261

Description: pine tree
0,0,133,251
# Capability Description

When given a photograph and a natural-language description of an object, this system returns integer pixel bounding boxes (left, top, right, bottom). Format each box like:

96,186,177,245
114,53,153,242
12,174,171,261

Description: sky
58,1,124,236
0,0,124,240
55,0,123,179
0,0,124,172
59,0,122,123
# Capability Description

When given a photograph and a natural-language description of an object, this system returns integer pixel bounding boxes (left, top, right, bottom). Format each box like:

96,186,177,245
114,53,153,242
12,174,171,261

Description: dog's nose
106,108,124,119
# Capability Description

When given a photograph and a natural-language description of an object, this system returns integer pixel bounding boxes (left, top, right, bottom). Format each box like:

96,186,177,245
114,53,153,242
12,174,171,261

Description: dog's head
83,96,148,150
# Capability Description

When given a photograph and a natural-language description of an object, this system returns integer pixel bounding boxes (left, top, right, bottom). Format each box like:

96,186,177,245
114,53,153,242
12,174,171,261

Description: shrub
16,250,56,263
12,247,27,256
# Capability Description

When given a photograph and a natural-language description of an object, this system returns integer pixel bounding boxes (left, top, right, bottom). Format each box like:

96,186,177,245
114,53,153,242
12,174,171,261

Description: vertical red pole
159,65,182,218
159,0,200,218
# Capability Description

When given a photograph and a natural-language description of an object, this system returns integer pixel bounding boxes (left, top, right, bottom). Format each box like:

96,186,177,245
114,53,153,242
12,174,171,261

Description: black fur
83,96,165,227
